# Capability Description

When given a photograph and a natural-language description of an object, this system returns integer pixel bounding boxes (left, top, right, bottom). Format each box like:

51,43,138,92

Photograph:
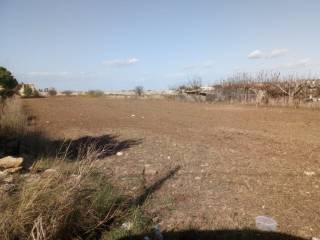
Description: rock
43,169,58,177
3,176,13,183
194,176,201,180
4,166,23,173
304,171,316,176
0,156,24,169
255,216,277,231
116,151,123,156
312,237,320,240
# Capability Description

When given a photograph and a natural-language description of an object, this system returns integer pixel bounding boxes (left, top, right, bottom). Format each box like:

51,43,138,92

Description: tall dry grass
0,152,125,240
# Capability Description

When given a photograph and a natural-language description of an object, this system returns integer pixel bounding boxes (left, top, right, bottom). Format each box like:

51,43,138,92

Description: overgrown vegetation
86,90,105,97
172,72,320,108
0,98,152,240
218,72,320,106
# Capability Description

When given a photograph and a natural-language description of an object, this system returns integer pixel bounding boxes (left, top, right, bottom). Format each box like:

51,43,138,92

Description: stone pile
0,156,24,174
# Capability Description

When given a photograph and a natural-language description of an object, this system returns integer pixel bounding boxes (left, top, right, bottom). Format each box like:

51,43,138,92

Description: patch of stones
0,156,24,173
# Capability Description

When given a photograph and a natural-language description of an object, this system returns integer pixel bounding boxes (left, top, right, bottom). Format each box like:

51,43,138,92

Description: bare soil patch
23,97,320,238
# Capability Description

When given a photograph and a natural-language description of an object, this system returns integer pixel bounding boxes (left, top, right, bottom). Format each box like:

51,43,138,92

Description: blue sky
1,0,320,90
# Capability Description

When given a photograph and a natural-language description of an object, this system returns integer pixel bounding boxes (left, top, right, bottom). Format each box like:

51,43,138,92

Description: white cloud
269,48,289,58
102,57,139,66
183,60,214,70
248,48,289,59
248,50,265,59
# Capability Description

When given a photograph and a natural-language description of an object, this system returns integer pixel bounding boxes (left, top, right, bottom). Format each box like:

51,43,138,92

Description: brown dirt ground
23,97,320,238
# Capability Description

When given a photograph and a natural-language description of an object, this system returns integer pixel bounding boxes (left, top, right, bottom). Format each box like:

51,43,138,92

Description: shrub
48,88,57,96
62,90,73,96
134,86,144,96
86,90,104,97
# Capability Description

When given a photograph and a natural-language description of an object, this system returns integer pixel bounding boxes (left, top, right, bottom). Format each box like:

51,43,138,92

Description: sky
1,0,320,91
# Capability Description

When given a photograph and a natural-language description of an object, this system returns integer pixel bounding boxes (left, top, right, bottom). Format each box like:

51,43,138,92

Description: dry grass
0,152,126,240
0,150,152,240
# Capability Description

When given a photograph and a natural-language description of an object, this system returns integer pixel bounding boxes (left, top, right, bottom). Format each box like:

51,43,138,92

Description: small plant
134,86,144,96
